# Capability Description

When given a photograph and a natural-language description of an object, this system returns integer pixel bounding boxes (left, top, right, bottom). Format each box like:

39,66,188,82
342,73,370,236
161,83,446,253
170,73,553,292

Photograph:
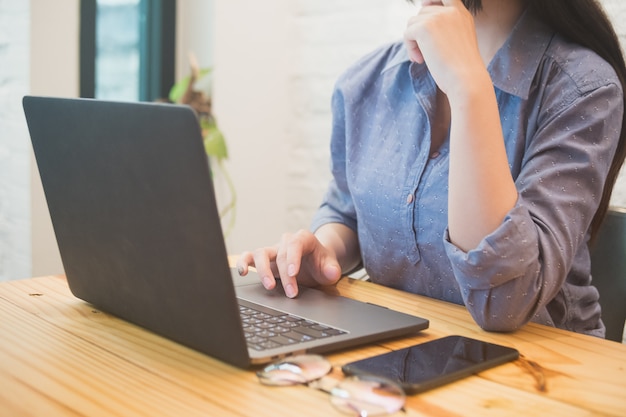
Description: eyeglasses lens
257,355,406,416
330,375,406,416
257,354,332,386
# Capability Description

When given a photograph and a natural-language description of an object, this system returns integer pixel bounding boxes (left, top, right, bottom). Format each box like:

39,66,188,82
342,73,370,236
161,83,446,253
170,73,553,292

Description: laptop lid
23,96,428,368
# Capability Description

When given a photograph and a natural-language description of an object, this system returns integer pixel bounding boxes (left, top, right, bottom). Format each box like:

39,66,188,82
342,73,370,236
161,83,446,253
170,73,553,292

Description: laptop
23,95,429,368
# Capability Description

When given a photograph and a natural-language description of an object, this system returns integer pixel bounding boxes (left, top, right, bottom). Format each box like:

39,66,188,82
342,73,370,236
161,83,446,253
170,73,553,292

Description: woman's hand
404,0,484,98
237,229,343,298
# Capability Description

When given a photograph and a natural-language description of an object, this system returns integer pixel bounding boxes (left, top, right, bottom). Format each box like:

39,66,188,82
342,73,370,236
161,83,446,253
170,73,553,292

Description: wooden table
1,274,625,416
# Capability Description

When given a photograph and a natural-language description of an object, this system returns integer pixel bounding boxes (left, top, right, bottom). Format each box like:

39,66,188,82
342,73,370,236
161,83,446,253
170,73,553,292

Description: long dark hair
406,0,626,240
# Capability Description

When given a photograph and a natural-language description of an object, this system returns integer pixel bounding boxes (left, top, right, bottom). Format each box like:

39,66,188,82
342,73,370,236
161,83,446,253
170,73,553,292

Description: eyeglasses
257,354,406,416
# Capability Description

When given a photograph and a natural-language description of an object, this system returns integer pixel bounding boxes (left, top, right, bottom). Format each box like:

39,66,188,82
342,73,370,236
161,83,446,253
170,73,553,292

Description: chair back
590,206,626,342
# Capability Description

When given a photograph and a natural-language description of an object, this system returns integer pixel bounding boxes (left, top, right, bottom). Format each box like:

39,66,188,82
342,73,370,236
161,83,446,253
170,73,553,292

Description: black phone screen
341,335,519,394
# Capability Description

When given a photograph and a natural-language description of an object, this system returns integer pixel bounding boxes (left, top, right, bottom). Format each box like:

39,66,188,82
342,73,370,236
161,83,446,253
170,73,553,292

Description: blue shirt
310,12,623,336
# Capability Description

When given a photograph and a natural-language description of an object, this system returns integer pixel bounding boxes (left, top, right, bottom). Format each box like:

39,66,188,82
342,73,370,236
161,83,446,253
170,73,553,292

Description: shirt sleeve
444,81,623,332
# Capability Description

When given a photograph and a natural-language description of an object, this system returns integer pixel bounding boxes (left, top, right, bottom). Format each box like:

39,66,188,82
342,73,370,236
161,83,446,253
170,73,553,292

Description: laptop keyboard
238,299,347,351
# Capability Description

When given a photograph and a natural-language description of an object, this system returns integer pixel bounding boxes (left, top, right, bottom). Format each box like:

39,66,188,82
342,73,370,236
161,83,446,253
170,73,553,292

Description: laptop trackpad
232,267,371,329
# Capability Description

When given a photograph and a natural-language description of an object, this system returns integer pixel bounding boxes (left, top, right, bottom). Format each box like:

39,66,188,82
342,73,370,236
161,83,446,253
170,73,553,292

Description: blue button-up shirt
310,12,623,336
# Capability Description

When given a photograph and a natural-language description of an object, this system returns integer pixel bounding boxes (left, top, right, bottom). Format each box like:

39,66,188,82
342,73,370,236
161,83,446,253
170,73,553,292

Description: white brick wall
0,1,31,281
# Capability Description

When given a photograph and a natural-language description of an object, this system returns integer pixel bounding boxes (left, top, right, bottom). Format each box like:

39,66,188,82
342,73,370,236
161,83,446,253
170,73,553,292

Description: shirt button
406,194,414,204
430,151,440,159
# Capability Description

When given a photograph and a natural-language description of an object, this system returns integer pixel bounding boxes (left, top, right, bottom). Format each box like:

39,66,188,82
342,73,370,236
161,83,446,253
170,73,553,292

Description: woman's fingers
237,246,279,290
238,229,342,299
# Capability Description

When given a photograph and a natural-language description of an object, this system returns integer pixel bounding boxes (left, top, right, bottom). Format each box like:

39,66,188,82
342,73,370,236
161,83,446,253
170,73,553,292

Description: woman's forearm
447,69,518,252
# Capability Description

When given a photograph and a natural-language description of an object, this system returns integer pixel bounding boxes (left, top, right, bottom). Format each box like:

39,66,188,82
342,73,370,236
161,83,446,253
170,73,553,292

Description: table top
1,273,625,417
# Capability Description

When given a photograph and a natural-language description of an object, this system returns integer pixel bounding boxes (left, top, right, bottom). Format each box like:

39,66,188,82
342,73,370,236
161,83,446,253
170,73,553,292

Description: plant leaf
203,123,228,160
168,68,212,103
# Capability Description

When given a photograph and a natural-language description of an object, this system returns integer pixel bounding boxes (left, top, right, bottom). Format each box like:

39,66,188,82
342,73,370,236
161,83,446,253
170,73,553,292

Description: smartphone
341,335,519,394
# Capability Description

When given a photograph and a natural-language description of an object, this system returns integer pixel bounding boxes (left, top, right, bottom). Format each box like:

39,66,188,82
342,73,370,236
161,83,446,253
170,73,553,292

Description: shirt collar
380,10,554,100
488,10,554,99
382,45,411,73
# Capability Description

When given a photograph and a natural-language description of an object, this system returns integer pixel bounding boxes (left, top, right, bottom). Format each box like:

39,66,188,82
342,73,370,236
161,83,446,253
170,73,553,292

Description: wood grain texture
1,274,625,417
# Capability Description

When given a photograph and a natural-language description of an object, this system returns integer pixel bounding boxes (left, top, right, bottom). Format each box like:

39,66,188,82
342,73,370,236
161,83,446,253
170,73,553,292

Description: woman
238,0,626,337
